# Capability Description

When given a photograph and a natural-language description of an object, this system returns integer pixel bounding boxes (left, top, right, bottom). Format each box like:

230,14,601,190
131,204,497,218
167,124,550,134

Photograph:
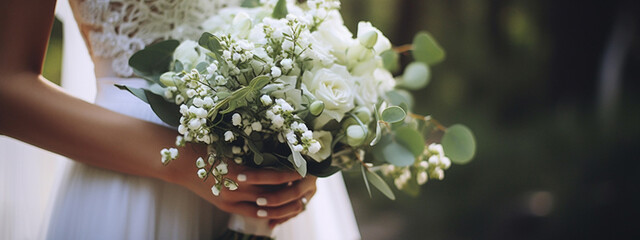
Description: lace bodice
69,0,241,77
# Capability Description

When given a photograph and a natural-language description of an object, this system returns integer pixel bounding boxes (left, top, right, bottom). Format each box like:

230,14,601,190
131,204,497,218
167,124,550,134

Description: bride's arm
0,0,314,223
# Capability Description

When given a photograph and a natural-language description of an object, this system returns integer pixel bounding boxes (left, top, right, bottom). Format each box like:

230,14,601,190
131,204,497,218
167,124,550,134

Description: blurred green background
42,0,640,239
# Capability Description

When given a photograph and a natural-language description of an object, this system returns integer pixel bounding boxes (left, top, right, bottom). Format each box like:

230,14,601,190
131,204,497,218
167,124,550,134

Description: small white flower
272,115,285,128
308,140,321,154
189,119,202,130
271,66,282,77
222,50,232,60
196,157,206,168
211,185,221,196
175,136,185,147
286,131,298,144
251,122,262,131
302,130,313,139
186,89,197,98
232,146,242,154
216,162,228,175
203,97,214,107
169,148,178,159
197,168,207,179
224,131,235,142
175,95,185,104
293,144,304,152
234,157,243,164
224,179,238,191
419,161,429,169
280,58,293,70
193,98,204,107
260,95,273,105
428,155,440,166
178,124,188,135
232,113,242,126
441,157,451,169
417,171,428,185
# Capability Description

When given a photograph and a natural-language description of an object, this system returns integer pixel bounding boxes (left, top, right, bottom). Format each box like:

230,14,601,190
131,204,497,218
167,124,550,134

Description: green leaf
361,165,372,198
173,60,184,72
143,90,181,127
272,0,288,19
381,106,406,123
129,40,180,83
412,31,446,65
395,127,426,157
241,0,261,7
398,62,430,90
381,140,414,167
287,150,307,177
196,62,208,73
441,124,476,164
215,76,271,114
115,84,148,103
198,32,223,59
365,169,396,200
380,50,400,73
385,90,414,110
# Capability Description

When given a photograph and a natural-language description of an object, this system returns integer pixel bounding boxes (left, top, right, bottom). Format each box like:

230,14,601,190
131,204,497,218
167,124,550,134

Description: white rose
357,21,392,53
173,40,207,68
312,11,355,61
303,65,356,128
374,67,396,95
306,131,333,162
353,75,379,110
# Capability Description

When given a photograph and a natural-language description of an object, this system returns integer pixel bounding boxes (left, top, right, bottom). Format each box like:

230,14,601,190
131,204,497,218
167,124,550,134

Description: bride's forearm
0,73,198,182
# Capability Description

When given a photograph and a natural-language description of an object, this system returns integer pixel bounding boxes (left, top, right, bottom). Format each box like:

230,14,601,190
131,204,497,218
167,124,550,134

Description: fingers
224,198,305,219
230,167,303,185
268,190,316,229
220,175,317,207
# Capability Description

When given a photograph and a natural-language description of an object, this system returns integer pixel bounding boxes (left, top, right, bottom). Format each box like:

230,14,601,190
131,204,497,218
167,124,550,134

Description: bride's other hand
167,145,317,221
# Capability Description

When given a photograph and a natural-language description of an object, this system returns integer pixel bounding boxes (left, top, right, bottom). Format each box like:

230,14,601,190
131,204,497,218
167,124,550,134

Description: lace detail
70,0,242,77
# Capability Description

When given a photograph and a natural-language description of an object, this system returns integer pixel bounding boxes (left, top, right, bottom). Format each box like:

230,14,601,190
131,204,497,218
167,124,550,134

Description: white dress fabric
45,0,360,239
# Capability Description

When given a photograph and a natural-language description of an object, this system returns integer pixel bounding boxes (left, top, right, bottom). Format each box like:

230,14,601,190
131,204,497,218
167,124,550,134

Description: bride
0,0,360,239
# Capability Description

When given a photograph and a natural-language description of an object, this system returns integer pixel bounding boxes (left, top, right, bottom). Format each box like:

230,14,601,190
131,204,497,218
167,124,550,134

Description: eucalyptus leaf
196,62,209,73
115,84,148,103
395,127,426,157
385,90,414,110
272,0,288,19
412,31,446,65
380,50,400,73
441,124,476,164
381,106,406,123
365,169,396,200
129,40,180,83
381,141,414,167
173,60,184,72
398,62,430,90
143,90,181,127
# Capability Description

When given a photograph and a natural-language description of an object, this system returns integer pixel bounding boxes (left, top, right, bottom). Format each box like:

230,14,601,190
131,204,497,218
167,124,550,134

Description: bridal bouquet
118,0,475,201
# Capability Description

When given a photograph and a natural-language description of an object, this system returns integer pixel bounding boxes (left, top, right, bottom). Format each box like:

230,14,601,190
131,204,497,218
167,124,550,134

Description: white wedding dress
42,0,361,239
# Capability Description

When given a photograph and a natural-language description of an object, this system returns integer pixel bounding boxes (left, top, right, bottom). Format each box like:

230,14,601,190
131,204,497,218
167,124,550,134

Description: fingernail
257,209,268,217
287,181,293,187
237,174,247,182
256,197,268,206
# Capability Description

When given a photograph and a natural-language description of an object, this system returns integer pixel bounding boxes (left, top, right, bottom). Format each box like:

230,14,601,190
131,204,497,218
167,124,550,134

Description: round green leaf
381,106,406,123
381,50,400,73
441,124,476,164
385,89,414,110
383,141,414,167
398,62,430,90
412,31,446,65
395,127,426,157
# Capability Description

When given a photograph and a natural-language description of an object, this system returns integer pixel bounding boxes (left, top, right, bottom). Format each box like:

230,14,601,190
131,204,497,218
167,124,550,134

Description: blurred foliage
42,0,640,239
43,18,62,86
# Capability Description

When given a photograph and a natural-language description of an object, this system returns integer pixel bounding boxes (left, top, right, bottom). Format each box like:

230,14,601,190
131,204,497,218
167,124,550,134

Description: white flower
271,115,285,128
197,168,207,179
428,155,440,166
175,95,185,104
224,131,235,142
417,171,428,185
356,21,392,53
260,95,273,105
280,58,293,70
175,136,185,146
232,113,242,126
232,146,242,154
306,131,332,162
308,140,321,154
196,157,206,168
186,89,197,98
216,162,228,175
173,40,206,67
178,124,187,135
271,66,282,77
251,122,262,131
312,11,354,56
211,185,221,196
168,148,178,159
292,144,304,152
189,119,202,130
286,131,298,144
303,65,356,127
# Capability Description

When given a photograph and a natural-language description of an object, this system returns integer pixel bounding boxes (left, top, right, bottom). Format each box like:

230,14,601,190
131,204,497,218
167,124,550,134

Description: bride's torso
69,0,241,78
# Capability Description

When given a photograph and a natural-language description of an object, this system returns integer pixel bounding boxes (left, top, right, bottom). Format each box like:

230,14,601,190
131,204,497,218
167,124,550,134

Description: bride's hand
168,144,317,222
